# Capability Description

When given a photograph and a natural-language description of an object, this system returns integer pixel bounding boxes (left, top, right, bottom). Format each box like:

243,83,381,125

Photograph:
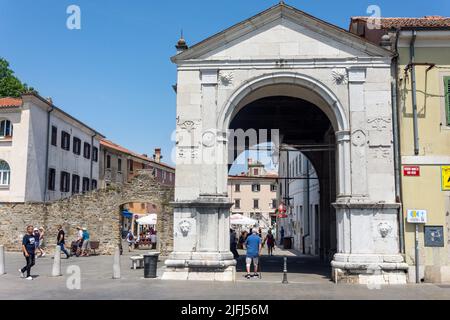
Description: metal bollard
52,245,62,277
113,247,121,279
0,245,5,275
282,256,288,284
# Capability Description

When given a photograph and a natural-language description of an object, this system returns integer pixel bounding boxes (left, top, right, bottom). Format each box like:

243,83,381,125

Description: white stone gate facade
163,3,408,284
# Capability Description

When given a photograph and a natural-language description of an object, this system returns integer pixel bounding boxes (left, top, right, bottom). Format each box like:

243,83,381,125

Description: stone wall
0,170,174,255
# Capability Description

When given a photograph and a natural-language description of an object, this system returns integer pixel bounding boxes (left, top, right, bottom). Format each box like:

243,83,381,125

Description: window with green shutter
445,76,450,126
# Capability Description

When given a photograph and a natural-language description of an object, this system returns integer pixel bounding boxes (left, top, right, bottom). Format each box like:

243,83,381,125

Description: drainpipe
43,106,54,203
303,159,310,254
409,30,420,155
392,29,405,254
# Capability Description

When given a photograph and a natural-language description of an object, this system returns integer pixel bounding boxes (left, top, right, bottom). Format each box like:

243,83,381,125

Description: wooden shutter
445,77,450,126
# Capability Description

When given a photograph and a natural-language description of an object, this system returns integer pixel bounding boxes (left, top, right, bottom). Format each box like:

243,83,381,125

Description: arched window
0,120,13,138
0,160,10,186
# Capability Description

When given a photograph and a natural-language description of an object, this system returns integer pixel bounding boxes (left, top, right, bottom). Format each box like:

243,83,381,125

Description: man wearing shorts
244,228,262,279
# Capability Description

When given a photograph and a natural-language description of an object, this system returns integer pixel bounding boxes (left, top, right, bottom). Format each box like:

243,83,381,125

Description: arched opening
225,75,345,281
119,201,161,254
0,160,11,187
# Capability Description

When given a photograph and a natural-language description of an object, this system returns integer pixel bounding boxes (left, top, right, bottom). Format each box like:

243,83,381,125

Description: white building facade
164,3,408,284
277,150,320,255
0,93,103,203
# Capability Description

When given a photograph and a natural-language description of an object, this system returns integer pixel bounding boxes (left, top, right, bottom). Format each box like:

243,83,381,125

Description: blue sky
1,0,448,171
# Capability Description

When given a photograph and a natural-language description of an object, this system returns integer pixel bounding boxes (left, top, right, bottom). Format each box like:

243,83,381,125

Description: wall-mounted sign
403,166,420,177
407,209,427,224
424,226,445,247
442,166,450,191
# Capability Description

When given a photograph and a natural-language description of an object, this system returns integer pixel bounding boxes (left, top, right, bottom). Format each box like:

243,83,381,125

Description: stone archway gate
0,170,174,255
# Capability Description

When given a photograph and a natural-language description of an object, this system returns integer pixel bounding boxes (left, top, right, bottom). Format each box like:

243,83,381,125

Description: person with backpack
264,229,275,256
126,229,135,252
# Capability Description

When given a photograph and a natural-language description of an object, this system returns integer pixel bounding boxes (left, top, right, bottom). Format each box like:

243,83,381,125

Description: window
272,199,277,209
234,199,241,209
83,142,91,159
254,169,259,176
235,184,240,192
141,203,145,210
51,126,57,146
270,184,277,192
253,199,259,209
72,174,80,194
92,147,98,162
60,171,70,193
106,155,111,169
128,160,134,172
445,76,450,125
73,137,81,155
82,177,90,193
252,184,261,192
0,160,11,186
162,171,166,180
91,179,97,190
48,168,56,191
0,120,13,138
61,131,70,151
118,158,122,172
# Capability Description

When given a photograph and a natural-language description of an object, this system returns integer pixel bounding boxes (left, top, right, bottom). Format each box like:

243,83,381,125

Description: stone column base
161,252,236,282
331,254,408,285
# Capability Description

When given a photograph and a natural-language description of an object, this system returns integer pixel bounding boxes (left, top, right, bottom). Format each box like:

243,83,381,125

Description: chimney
153,148,162,163
46,97,53,105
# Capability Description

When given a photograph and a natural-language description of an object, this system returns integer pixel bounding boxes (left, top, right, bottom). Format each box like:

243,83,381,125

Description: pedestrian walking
126,229,135,252
230,229,239,259
263,229,275,256
38,227,46,257
19,225,36,280
57,225,70,259
244,228,262,279
279,226,285,245
81,227,90,257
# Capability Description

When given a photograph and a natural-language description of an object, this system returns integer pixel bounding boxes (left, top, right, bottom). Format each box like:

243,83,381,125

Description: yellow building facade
398,32,450,282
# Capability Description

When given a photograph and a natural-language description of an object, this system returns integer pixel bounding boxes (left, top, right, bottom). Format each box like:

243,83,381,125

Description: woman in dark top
19,225,36,280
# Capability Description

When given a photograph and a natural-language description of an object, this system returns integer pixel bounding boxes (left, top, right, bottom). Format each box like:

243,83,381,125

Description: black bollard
282,256,288,284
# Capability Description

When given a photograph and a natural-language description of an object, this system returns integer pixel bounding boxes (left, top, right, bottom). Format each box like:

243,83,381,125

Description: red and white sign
403,166,420,177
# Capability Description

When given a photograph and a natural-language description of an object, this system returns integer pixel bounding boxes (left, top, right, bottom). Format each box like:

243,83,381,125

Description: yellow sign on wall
442,166,450,191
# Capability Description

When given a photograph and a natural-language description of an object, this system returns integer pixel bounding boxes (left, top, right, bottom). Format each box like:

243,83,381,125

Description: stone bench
130,256,144,270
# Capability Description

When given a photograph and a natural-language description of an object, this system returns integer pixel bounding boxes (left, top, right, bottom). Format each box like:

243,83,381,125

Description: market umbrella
137,214,157,225
230,214,257,226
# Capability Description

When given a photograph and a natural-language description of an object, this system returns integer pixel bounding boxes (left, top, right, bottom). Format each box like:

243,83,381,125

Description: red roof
351,16,450,29
0,97,22,108
100,139,175,171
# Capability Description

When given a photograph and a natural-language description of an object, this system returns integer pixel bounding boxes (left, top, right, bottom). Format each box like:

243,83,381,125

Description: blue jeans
59,243,70,257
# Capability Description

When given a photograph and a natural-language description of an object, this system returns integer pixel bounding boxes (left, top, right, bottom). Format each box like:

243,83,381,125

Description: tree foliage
0,58,35,97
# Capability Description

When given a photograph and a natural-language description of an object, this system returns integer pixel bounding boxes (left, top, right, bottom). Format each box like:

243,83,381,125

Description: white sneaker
26,276,33,281
19,269,24,278
41,253,46,257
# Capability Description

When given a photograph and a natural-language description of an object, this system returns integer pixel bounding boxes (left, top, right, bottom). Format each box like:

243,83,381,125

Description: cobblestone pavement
1,247,450,300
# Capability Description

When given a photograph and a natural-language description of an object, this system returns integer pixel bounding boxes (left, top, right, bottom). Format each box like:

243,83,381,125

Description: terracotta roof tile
351,16,450,29
0,97,22,108
100,139,175,171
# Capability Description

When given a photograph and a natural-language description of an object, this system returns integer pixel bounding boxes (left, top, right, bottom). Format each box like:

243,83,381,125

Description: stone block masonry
0,170,174,256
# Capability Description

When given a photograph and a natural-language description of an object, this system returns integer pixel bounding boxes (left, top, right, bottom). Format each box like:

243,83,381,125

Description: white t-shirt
77,230,83,240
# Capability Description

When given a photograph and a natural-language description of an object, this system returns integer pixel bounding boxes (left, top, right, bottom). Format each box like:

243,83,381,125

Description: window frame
73,137,81,155
51,126,58,146
72,174,80,194
253,199,259,209
83,142,91,159
82,177,90,193
118,158,122,173
0,119,13,138
92,146,98,162
61,131,71,151
252,184,261,192
106,155,111,169
60,171,70,193
0,160,11,187
235,184,241,192
48,168,56,191
234,199,241,209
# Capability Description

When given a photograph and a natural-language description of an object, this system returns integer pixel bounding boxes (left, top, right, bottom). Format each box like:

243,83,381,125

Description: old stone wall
0,170,174,255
